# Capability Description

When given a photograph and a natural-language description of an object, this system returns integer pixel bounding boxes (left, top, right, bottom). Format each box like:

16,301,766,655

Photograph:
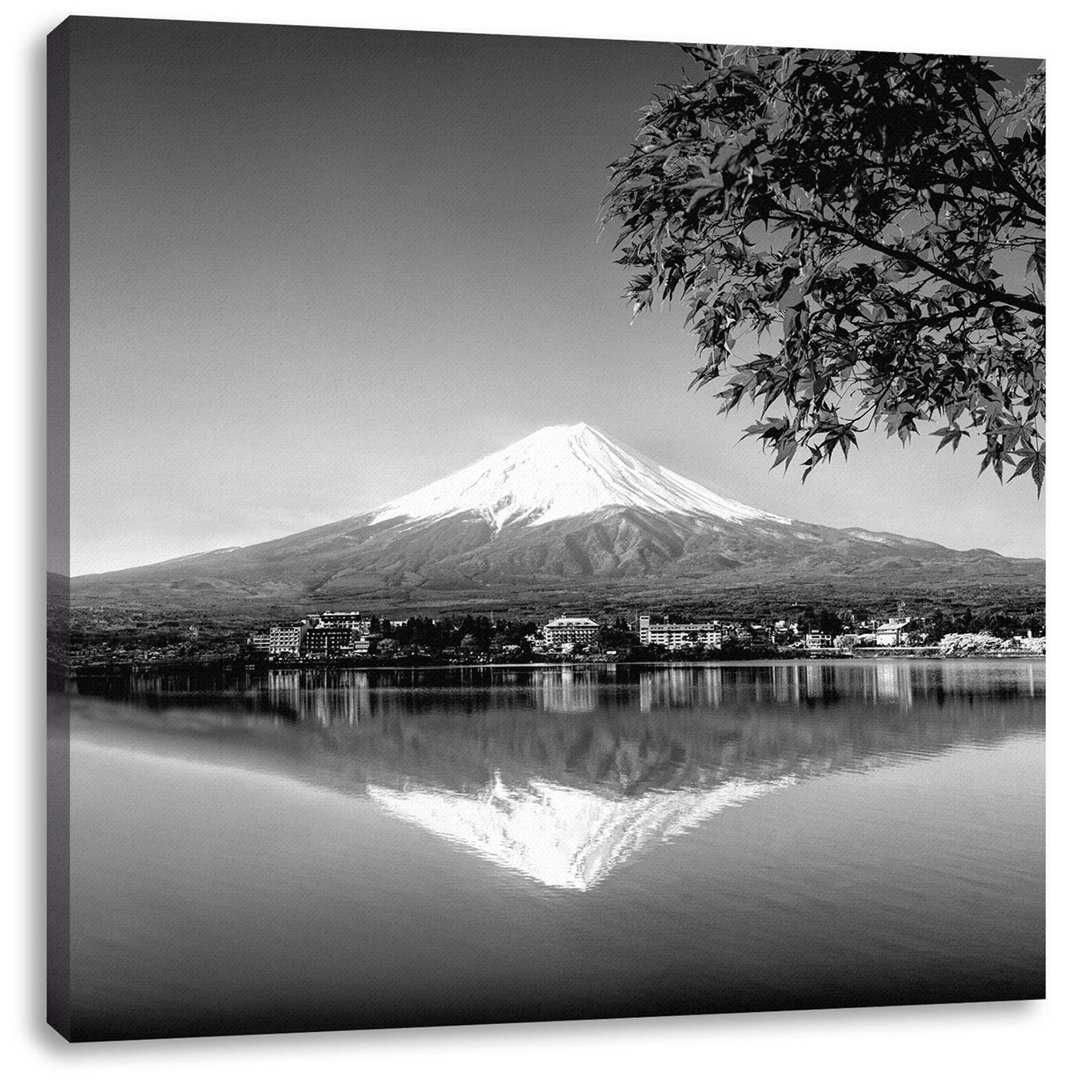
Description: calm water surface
58,660,1044,1039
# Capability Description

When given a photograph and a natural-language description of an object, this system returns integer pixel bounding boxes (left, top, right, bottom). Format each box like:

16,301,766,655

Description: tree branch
852,300,993,331
965,89,1046,218
778,203,1045,317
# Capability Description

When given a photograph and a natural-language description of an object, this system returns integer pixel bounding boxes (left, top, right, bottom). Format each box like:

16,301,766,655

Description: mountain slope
72,422,1043,610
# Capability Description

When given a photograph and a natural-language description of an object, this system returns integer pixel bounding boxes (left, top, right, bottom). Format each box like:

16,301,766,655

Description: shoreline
66,650,1047,680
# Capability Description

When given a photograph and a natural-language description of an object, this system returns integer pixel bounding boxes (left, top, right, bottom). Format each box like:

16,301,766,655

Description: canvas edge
46,14,72,1044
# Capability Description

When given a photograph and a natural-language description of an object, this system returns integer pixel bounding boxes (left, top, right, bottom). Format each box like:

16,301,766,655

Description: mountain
71,422,1043,612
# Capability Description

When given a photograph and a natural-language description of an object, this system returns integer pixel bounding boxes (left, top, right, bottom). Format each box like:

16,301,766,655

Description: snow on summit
370,422,790,531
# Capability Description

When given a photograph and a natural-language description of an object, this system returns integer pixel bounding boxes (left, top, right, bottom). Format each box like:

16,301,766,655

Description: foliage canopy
604,47,1045,491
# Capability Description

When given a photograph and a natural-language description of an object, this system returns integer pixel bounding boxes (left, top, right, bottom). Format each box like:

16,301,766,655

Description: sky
64,17,1045,574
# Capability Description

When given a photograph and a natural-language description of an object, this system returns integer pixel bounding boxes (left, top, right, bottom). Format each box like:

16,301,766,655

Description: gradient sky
66,18,1045,574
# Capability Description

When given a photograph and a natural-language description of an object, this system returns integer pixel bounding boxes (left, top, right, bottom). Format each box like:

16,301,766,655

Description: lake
53,659,1044,1040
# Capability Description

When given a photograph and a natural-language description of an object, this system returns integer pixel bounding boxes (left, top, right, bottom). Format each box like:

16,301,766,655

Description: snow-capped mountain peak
369,422,790,532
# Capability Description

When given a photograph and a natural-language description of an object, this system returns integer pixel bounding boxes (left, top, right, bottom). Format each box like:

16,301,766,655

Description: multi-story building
268,624,304,656
307,611,371,633
638,615,729,650
303,625,357,657
805,630,833,649
293,611,376,658
351,635,378,656
251,614,379,659
541,617,600,651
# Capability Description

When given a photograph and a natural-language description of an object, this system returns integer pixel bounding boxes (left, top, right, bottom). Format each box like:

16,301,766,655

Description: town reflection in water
89,659,1044,722
72,661,1044,891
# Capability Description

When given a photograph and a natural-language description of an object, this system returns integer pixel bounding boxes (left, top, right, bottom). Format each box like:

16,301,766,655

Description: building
805,630,833,649
303,624,357,657
248,630,271,653
875,619,912,647
541,617,600,650
268,624,304,656
638,615,729,650
307,611,371,632
293,611,376,657
350,635,379,656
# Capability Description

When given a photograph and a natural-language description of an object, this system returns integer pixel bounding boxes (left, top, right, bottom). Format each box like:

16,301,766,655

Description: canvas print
47,16,1045,1041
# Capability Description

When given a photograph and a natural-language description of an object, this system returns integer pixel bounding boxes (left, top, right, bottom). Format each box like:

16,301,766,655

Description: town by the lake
64,604,1046,674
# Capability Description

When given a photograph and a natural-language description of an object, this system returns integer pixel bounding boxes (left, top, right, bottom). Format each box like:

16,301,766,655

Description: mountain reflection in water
70,661,1043,892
